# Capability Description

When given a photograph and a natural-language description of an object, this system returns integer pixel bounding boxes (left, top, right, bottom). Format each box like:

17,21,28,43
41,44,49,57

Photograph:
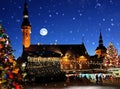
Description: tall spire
99,30,103,46
21,0,31,48
95,29,106,57
21,0,31,27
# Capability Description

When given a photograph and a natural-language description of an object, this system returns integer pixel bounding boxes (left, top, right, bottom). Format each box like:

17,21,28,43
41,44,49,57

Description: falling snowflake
18,6,21,9
11,16,14,19
109,0,113,4
15,36,18,39
55,12,59,15
92,42,95,45
102,18,106,21
29,0,32,2
69,30,73,33
95,3,101,8
49,14,52,18
62,13,65,16
72,17,76,20
111,23,114,26
38,13,40,16
16,19,21,23
79,13,82,16
2,7,5,11
108,28,111,31
39,7,42,10
111,18,114,21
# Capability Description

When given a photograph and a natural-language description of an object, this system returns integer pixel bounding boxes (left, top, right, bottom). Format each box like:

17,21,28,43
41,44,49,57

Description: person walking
99,76,103,84
96,75,98,84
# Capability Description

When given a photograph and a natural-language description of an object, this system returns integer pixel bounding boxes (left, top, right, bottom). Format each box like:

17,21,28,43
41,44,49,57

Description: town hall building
19,1,107,81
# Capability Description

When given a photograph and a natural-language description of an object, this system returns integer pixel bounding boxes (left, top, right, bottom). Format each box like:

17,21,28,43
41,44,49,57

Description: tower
95,31,106,58
21,0,31,48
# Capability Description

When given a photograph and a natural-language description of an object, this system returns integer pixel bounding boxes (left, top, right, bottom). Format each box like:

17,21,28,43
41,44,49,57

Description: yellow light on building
77,56,88,69
24,15,28,18
61,56,70,65
78,56,87,63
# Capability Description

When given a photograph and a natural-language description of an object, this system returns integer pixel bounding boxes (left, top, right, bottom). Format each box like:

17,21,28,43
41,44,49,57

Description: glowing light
24,15,28,18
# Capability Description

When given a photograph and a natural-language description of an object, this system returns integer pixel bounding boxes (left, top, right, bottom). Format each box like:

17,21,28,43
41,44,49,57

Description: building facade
89,31,107,71
95,32,107,58
20,1,90,79
19,1,109,80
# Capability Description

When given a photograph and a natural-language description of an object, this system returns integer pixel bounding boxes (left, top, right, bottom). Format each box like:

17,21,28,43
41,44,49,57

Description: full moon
40,28,48,36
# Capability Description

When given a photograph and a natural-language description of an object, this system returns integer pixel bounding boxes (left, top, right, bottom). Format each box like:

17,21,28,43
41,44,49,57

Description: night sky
0,0,120,58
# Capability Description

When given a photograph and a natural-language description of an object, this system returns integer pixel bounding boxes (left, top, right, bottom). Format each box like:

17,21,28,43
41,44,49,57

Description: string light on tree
0,24,22,89
104,42,119,67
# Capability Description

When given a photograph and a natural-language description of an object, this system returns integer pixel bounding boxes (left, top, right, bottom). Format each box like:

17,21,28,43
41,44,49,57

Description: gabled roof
25,50,61,57
23,43,89,57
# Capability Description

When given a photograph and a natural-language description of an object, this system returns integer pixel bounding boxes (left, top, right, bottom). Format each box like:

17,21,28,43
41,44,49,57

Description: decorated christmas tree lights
0,24,22,89
104,42,119,68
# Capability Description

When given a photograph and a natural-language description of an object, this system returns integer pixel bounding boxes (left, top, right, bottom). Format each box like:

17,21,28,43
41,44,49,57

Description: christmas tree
104,42,119,67
0,24,22,89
